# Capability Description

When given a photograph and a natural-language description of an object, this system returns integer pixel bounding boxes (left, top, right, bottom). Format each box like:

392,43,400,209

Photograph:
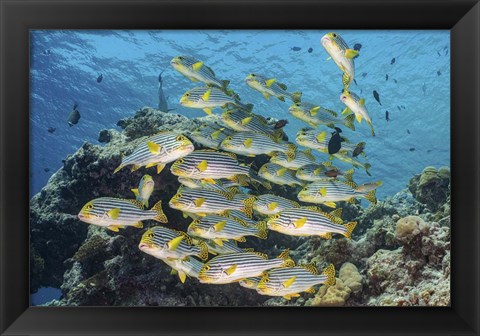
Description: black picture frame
1,0,479,335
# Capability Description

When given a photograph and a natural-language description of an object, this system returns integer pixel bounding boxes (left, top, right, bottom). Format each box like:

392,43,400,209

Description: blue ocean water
30,30,450,200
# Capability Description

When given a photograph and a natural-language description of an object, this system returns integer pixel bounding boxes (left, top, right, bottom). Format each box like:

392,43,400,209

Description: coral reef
30,107,451,307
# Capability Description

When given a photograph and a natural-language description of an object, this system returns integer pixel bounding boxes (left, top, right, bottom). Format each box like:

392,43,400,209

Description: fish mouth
321,36,330,46
77,213,90,221
138,242,151,250
179,96,188,105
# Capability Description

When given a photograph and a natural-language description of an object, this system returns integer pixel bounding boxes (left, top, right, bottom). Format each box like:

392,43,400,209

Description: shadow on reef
30,108,451,306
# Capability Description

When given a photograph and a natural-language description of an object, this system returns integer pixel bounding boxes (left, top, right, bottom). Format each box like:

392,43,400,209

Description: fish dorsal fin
316,131,327,142
213,220,227,232
173,229,193,244
343,180,358,189
223,151,237,160
329,208,343,219
303,205,321,212
224,264,237,275
265,78,276,87
282,276,297,288
252,251,269,259
244,138,253,148
168,236,184,250
126,199,145,209
205,65,215,76
302,149,315,161
300,263,319,275
202,89,211,102
217,189,234,200
325,109,338,117
322,212,338,223
192,61,204,71
277,82,287,90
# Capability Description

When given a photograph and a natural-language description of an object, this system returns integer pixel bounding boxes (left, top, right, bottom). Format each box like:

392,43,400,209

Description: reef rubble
30,107,451,306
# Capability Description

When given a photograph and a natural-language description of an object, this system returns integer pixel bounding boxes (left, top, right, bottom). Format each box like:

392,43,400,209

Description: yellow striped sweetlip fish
190,123,234,150
220,131,297,159
256,263,336,299
298,179,381,207
221,108,284,137
162,256,205,284
170,150,252,181
187,214,268,244
245,73,302,103
78,197,167,232
114,131,194,174
131,174,154,208
295,128,362,156
270,149,317,170
170,56,230,92
289,101,355,131
227,210,258,227
239,277,262,290
265,207,357,239
296,164,354,182
195,238,252,255
169,187,256,217
340,90,375,136
138,226,209,261
179,86,253,115
321,32,358,89
332,152,372,176
253,194,300,216
198,249,295,284
177,177,240,195
258,163,304,187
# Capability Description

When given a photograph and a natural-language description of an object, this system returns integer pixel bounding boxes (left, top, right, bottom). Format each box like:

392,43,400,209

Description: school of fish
76,33,382,300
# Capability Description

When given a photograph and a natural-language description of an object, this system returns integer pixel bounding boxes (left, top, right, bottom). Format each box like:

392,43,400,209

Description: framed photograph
1,0,479,335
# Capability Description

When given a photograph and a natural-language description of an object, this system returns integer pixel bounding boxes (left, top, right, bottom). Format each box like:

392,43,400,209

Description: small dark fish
44,168,50,172
361,72,367,78
437,70,441,76
353,43,362,51
324,169,342,178
352,142,365,158
97,74,103,83
72,102,78,110
401,105,406,109
327,127,344,155
291,47,301,51
407,129,411,134
397,106,402,111
43,49,51,55
47,127,56,133
308,47,313,53
385,111,390,121
274,119,288,129
385,74,389,81
444,48,448,56
409,148,415,152
353,79,358,86
437,51,441,56
427,149,432,153
373,90,382,105
393,79,398,83
391,58,396,65
68,107,80,127
422,83,426,95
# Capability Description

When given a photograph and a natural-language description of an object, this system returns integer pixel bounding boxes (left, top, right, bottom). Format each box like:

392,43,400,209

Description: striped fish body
296,164,328,182
138,226,209,261
257,264,335,298
180,86,251,114
169,187,255,216
220,132,296,158
198,238,246,255
188,214,266,242
190,124,234,149
258,163,304,187
289,102,355,131
78,197,167,231
298,179,377,206
340,90,375,136
239,277,262,289
170,56,229,90
295,129,355,156
162,256,205,283
245,74,302,103
171,150,251,180
270,150,316,170
198,250,294,284
321,32,355,88
332,152,371,175
227,210,258,227
267,207,356,238
221,109,281,137
253,194,300,216
178,177,239,194
131,175,154,207
114,132,194,174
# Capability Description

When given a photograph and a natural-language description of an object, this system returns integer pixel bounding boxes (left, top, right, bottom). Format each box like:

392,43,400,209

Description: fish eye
177,158,184,164
226,136,232,141
185,93,190,97
147,232,154,238
251,73,256,77
176,135,185,141
332,33,337,37
178,56,183,60
295,103,301,106
204,265,210,271
274,214,280,219
86,204,93,210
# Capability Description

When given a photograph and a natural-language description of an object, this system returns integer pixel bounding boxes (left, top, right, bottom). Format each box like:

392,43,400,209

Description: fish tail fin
291,92,302,103
343,221,357,239
240,196,257,218
322,264,336,286
364,163,372,176
197,241,209,261
142,199,149,208
222,80,230,90
363,190,377,204
245,103,254,112
113,163,124,174
343,168,355,182
277,249,295,267
285,144,297,161
256,221,268,240
152,200,168,223
342,73,351,89
344,113,356,131
368,121,375,136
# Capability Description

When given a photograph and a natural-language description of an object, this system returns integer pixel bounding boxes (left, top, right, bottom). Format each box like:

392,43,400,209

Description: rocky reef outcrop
30,107,451,307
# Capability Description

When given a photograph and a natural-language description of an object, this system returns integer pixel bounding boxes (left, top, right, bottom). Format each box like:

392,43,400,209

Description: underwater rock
408,166,450,211
98,129,113,143
339,262,363,294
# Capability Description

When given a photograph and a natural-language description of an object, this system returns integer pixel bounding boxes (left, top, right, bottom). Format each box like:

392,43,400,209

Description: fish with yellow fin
179,86,252,115
340,90,375,136
245,73,302,103
131,174,154,207
321,32,358,89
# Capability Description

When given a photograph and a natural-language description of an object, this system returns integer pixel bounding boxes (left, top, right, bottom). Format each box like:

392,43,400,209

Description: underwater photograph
29,30,450,307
